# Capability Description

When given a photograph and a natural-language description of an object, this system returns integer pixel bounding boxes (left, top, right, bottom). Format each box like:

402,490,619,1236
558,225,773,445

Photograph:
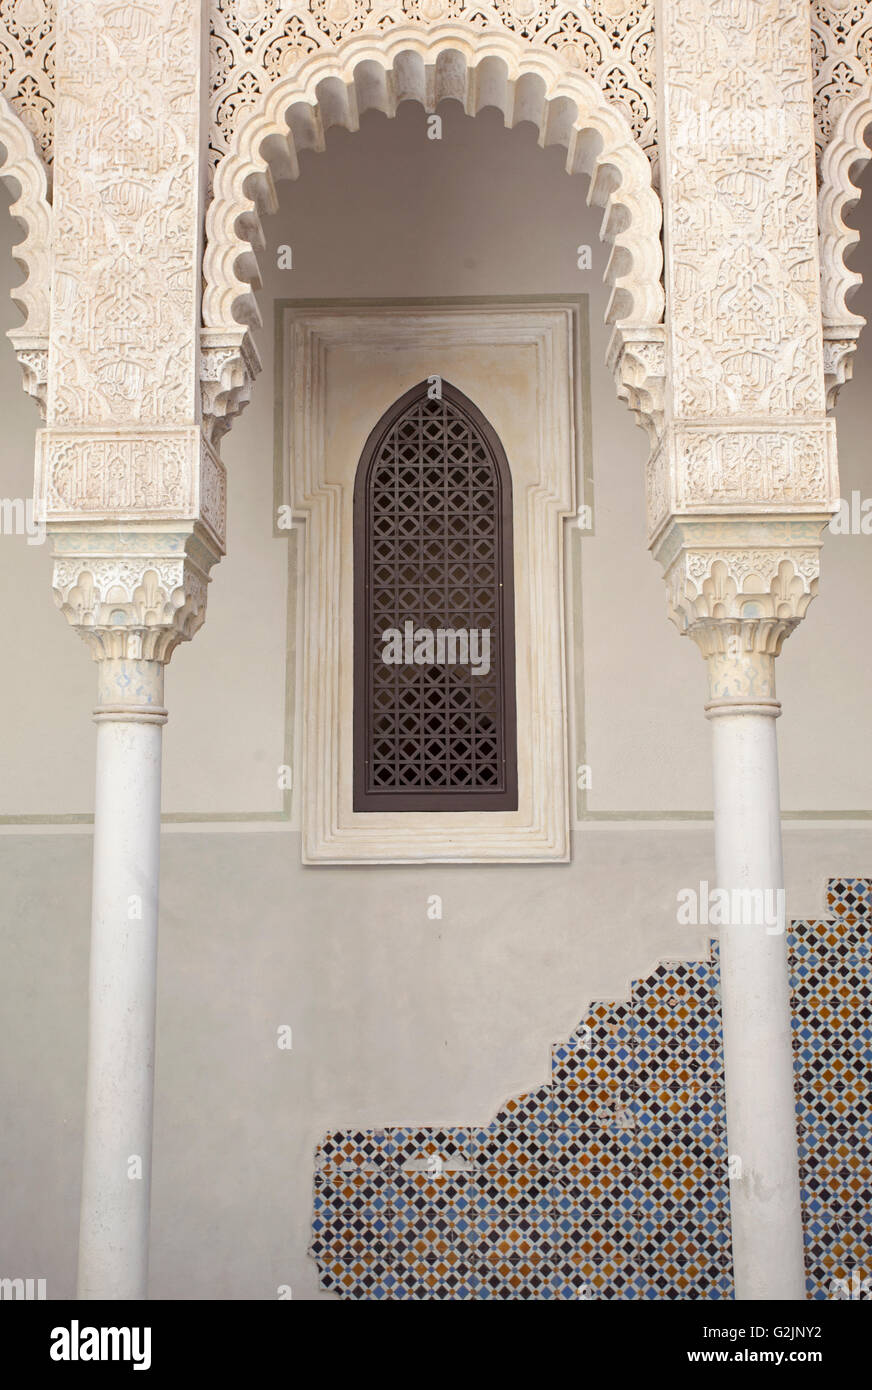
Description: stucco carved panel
40,2,223,668
672,423,838,515
48,0,204,429
660,0,826,425
43,432,191,514
654,2,835,687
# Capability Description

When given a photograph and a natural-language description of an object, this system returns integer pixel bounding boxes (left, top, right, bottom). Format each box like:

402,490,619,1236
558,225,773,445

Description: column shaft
708,702,806,1300
77,660,167,1301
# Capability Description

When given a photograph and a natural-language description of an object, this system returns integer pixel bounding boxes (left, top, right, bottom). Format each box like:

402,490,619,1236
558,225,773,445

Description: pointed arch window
353,380,518,811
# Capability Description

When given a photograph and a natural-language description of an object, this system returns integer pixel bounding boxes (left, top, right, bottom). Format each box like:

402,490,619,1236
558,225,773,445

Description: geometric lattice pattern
310,945,734,1299
358,384,513,804
790,879,872,1300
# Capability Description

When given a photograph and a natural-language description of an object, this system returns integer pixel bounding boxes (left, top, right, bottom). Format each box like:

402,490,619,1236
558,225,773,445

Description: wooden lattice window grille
353,380,518,811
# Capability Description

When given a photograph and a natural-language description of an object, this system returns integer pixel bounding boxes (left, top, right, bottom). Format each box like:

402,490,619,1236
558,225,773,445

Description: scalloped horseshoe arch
202,26,664,351
0,92,52,337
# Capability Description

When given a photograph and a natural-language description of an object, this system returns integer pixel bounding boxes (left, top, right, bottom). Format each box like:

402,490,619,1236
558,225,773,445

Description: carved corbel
8,329,49,416
822,323,863,411
608,325,666,445
200,327,261,445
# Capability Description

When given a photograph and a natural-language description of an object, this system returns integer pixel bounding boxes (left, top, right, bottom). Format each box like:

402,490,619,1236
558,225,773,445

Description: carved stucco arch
201,25,665,439
818,80,872,409
0,92,52,408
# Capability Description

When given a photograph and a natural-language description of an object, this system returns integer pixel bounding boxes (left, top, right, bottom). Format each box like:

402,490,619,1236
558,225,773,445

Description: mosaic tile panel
310,945,735,1299
790,879,872,1301
310,885,872,1300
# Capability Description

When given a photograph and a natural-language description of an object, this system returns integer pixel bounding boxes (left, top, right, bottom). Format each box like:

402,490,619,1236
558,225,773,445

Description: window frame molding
279,299,581,863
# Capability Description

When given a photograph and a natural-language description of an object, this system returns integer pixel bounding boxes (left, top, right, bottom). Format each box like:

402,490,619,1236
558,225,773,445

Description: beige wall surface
0,104,871,1298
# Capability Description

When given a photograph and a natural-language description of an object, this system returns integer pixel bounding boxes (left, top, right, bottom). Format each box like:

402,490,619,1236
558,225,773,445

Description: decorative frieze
8,2,871,171
35,427,227,551
675,423,837,512
646,424,838,547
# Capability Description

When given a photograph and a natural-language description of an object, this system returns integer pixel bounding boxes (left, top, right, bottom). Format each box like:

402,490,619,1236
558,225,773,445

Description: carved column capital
50,527,219,665
653,516,825,703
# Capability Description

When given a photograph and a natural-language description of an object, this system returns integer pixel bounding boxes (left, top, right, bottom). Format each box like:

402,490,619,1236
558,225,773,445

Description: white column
77,658,167,1301
40,0,222,1303
651,0,833,1304
705,648,805,1301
